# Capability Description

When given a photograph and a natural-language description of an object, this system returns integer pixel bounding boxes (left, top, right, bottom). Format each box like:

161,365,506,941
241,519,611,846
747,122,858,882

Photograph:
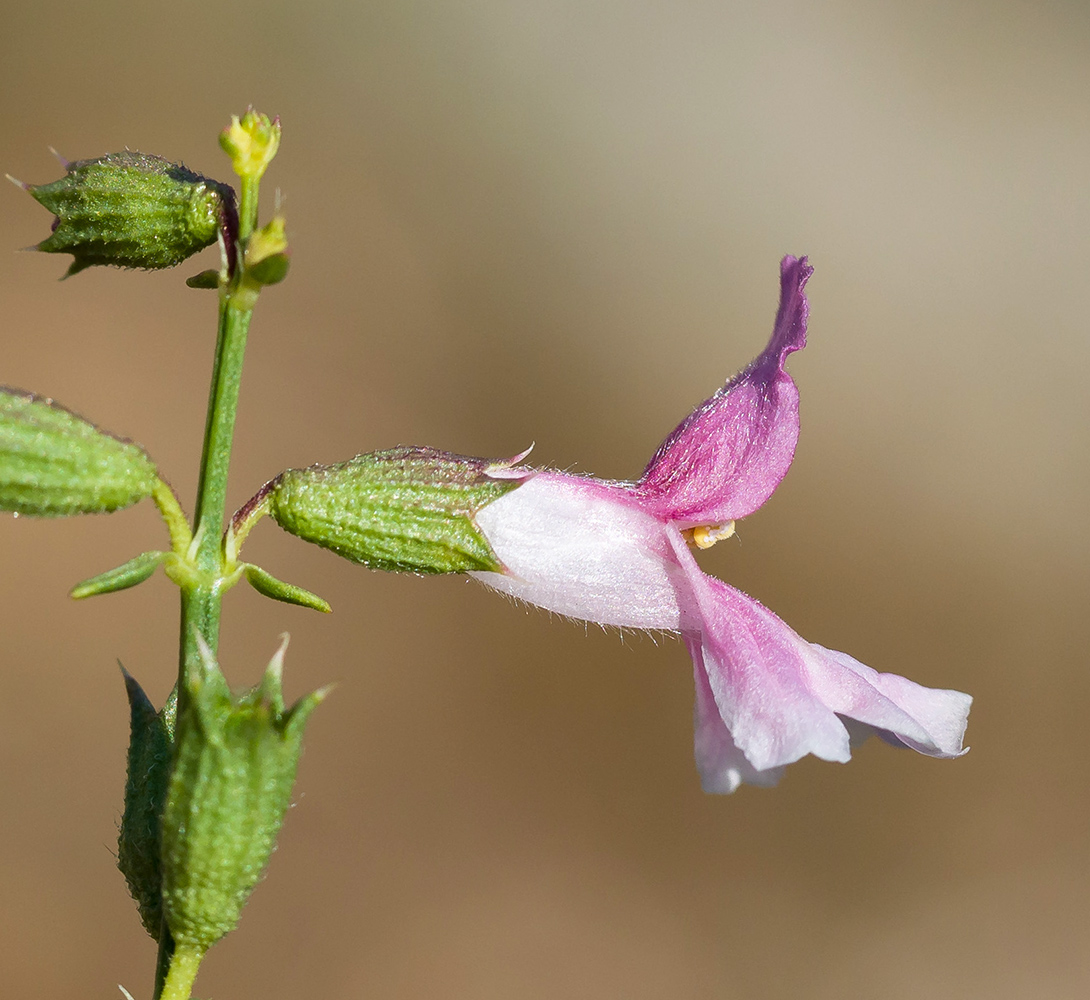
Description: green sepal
242,563,331,613
266,446,527,574
70,550,165,599
185,269,220,289
118,668,174,942
242,215,289,286
247,251,289,286
26,151,237,276
160,638,326,953
0,388,159,516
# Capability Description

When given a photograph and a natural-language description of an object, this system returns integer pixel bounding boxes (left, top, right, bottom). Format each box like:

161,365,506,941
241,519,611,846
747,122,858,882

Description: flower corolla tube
470,256,971,792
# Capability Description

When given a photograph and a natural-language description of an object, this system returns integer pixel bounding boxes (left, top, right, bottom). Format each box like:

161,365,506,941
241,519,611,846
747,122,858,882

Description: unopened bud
220,110,280,181
23,151,236,277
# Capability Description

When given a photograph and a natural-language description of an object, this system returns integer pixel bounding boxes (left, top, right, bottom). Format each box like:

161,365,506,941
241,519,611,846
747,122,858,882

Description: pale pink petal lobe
668,528,851,772
806,647,972,758
690,577,853,772
668,529,971,786
692,649,786,792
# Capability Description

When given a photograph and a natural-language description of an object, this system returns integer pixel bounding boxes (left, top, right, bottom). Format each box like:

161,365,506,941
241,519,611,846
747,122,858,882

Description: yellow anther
684,521,736,549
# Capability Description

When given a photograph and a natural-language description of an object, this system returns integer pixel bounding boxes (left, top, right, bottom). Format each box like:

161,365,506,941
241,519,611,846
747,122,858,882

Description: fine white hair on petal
471,472,685,630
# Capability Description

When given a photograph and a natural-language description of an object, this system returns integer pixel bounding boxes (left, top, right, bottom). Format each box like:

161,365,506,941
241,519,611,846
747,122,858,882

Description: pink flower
471,256,971,792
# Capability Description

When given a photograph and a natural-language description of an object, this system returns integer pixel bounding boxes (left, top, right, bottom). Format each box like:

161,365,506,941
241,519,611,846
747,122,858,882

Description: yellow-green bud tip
220,109,281,181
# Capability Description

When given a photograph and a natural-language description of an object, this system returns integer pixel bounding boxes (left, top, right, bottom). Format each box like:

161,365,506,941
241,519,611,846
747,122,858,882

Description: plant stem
178,294,254,684
177,141,263,687
238,175,260,243
159,155,262,998
152,479,193,555
155,111,274,1000
157,944,204,1000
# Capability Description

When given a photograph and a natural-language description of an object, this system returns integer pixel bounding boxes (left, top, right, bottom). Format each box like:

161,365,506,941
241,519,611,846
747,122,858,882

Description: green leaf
70,550,165,599
243,563,331,613
0,388,159,516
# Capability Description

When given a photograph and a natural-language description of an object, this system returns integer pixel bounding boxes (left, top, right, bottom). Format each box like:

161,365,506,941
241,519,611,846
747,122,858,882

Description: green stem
160,157,263,1000
193,303,255,548
157,944,204,1000
238,175,260,243
178,295,254,687
181,158,259,672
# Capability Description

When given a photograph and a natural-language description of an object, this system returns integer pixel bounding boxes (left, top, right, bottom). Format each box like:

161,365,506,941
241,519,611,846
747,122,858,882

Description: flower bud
160,637,325,953
263,447,531,574
23,151,236,276
0,388,159,516
219,110,280,181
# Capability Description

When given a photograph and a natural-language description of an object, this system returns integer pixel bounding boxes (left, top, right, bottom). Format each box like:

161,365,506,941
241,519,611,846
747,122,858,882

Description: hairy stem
158,154,263,1000
178,295,254,683
157,944,203,1000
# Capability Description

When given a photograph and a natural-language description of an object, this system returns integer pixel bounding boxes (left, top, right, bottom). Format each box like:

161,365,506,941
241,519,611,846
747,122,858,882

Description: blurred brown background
1,1,1087,997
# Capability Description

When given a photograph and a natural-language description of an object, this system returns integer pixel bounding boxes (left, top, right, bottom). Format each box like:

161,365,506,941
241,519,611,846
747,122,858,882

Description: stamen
683,521,736,549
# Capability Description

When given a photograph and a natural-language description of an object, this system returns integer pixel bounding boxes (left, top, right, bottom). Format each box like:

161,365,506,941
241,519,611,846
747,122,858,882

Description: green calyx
118,641,325,953
0,388,159,516
261,446,528,574
160,637,326,954
118,670,174,942
25,151,236,276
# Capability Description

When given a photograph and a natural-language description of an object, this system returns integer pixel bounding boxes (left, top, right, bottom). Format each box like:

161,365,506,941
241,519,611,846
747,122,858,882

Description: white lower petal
471,472,685,629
